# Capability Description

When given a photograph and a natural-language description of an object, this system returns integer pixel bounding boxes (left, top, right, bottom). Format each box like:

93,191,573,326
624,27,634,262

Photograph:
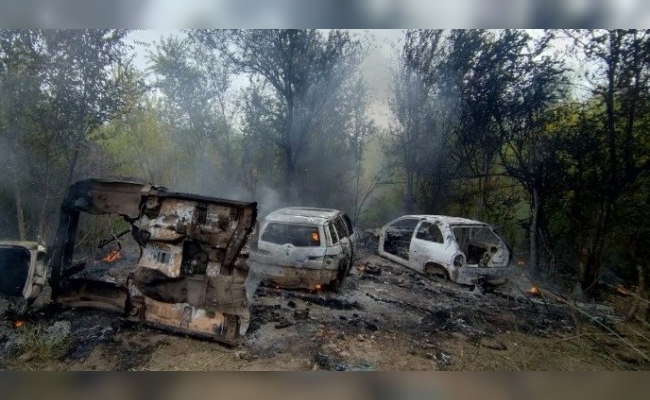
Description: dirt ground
1,245,649,371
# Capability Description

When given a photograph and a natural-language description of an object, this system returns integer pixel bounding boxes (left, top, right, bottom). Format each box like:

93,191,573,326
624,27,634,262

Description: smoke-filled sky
1,1,649,28
127,29,404,130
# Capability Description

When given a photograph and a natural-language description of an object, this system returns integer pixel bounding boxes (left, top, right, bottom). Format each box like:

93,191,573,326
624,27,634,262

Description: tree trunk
9,136,27,241
529,187,540,272
65,145,80,190
36,140,53,242
579,239,603,294
12,173,27,241
626,263,646,321
539,224,556,277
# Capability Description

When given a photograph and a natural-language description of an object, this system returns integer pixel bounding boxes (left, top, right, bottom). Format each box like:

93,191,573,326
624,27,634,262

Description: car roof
398,215,489,226
264,207,342,225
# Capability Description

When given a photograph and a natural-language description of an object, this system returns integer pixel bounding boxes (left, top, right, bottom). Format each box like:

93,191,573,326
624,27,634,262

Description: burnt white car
249,207,355,290
378,215,512,285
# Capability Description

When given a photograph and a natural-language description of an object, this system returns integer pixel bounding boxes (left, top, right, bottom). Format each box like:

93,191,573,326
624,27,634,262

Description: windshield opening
261,223,322,247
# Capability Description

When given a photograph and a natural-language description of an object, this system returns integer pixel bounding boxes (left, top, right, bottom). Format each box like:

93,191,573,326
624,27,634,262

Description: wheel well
424,263,448,278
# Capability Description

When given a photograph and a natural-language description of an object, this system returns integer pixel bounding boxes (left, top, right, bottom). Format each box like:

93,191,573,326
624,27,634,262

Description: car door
379,217,420,265
333,216,352,267
409,221,447,273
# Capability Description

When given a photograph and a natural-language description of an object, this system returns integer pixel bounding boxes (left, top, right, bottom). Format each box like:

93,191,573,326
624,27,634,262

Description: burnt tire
328,261,348,292
424,264,449,282
345,255,353,277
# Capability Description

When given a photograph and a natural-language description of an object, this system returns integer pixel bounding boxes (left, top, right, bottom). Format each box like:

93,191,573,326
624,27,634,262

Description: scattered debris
2,233,648,370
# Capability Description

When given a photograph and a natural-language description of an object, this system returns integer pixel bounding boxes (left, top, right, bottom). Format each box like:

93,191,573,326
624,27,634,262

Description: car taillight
310,231,320,244
453,253,465,267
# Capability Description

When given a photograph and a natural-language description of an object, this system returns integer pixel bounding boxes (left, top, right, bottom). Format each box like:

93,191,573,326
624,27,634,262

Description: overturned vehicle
0,179,257,346
378,215,512,286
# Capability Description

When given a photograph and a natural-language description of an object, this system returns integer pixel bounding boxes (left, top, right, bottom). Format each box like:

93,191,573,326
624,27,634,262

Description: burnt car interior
384,219,419,260
22,179,257,346
452,226,501,266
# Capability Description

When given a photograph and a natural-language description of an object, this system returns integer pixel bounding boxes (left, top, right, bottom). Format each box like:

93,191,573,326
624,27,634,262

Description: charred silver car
249,207,355,290
378,215,512,286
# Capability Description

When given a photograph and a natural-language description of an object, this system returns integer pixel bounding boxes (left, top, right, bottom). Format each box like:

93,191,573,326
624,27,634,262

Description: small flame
102,249,121,263
528,286,541,296
616,284,631,296
517,260,525,267
315,284,322,291
15,320,24,328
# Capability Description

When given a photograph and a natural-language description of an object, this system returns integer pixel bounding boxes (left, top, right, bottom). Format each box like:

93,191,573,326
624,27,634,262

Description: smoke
2,1,649,28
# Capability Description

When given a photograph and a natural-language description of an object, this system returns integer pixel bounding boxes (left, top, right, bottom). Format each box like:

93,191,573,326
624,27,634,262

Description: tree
193,29,364,201
487,30,570,273
41,29,134,189
0,30,46,240
565,29,650,293
149,33,239,193
388,29,456,214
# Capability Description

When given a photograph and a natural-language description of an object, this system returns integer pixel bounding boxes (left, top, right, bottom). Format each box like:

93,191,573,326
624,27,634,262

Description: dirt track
1,246,649,370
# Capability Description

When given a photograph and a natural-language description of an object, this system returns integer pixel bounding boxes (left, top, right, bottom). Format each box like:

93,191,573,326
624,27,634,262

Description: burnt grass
2,246,643,370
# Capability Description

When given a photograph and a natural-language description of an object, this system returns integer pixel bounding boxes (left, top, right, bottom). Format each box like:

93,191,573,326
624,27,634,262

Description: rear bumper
248,261,337,289
453,265,513,286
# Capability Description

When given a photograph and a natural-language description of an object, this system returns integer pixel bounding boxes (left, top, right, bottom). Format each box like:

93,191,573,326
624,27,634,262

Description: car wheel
424,263,449,282
328,261,348,292
345,255,353,276
329,277,341,292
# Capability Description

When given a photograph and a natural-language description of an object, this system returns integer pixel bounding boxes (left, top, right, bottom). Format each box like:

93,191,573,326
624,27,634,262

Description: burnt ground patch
283,291,362,310
3,250,647,370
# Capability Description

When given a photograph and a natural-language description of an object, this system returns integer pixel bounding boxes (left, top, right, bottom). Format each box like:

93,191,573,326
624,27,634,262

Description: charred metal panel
54,279,129,314
249,261,338,290
138,242,183,278
47,179,257,345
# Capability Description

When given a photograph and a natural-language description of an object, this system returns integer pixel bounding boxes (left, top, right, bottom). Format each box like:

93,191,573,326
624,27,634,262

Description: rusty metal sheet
45,179,257,345
124,295,241,344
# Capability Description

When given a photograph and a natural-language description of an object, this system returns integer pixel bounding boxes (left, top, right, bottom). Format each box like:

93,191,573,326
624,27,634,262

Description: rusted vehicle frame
42,179,257,345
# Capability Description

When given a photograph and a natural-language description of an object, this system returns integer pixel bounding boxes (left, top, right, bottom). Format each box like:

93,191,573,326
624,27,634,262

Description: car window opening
452,226,501,266
261,223,322,247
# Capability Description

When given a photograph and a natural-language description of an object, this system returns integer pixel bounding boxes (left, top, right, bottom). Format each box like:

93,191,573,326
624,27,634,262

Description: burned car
378,215,512,286
0,241,48,304
249,207,355,291
0,179,257,346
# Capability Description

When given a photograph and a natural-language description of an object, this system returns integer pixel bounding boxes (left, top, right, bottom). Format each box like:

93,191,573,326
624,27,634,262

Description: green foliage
6,321,71,368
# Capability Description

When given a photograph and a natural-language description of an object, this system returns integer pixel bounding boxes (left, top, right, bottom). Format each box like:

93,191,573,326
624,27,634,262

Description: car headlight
453,253,465,267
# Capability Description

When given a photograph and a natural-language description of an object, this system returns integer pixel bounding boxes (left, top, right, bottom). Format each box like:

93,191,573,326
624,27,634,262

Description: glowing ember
616,284,631,296
102,249,121,263
517,260,525,267
315,284,322,290
15,320,24,328
528,286,541,296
